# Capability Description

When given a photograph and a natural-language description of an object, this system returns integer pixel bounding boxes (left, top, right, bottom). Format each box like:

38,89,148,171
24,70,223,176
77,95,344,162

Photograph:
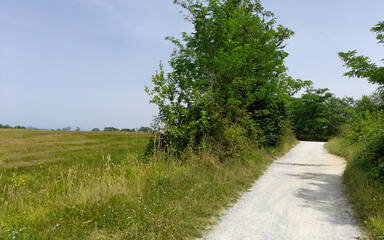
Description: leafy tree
104,127,119,132
62,126,72,131
335,21,384,184
291,88,353,141
138,126,153,133
146,0,308,155
91,128,100,131
338,21,384,85
75,127,80,131
369,88,384,110
120,128,136,132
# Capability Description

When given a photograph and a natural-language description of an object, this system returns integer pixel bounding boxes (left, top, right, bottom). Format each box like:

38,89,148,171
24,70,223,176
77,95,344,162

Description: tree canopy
146,0,308,157
338,21,384,85
290,88,353,141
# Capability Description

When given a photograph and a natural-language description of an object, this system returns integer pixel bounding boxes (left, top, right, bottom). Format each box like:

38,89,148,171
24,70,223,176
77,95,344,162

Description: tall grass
0,129,297,239
325,137,384,240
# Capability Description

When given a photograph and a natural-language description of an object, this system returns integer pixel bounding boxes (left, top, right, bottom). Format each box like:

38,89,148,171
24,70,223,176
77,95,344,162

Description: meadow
0,129,296,239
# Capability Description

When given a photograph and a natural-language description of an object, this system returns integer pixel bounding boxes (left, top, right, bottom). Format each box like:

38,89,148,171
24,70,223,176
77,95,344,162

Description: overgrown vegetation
290,88,354,141
0,129,297,239
326,136,384,240
146,0,308,158
325,20,384,239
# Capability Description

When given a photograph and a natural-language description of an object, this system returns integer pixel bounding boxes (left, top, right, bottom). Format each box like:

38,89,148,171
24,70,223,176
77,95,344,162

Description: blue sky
0,0,383,130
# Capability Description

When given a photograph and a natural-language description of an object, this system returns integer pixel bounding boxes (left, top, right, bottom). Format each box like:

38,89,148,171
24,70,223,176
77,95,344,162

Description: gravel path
201,141,363,240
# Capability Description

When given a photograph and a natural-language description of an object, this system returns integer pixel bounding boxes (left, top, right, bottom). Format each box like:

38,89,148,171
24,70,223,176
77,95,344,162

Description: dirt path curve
201,141,363,240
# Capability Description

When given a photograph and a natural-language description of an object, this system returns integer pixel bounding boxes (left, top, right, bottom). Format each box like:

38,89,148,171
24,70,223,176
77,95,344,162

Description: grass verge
0,129,297,239
325,137,384,240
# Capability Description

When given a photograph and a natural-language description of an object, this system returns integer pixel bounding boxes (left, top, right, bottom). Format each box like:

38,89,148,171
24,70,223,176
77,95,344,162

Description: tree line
0,124,153,133
0,124,27,129
91,126,153,133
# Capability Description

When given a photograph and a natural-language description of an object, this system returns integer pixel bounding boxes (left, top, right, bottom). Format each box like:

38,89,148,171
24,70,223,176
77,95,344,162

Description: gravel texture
201,141,363,240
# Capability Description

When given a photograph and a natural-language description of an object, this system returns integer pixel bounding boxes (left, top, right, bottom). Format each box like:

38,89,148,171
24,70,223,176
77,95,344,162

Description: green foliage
291,88,353,141
336,20,384,181
120,128,136,132
146,0,307,156
91,128,100,131
138,126,153,133
0,124,26,129
338,21,384,85
104,127,119,132
62,126,72,131
328,20,384,239
339,110,384,183
325,137,384,239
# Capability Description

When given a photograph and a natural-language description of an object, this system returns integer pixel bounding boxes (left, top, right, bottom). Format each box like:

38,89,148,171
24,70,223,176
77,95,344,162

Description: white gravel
201,141,363,240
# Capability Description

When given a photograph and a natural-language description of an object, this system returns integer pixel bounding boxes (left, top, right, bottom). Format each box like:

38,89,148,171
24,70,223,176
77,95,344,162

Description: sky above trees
1,0,383,130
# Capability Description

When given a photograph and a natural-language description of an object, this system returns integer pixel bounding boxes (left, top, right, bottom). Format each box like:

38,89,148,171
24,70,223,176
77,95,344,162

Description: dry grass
0,129,297,239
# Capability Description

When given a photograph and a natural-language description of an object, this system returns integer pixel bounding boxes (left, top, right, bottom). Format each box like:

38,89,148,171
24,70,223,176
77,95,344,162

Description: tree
291,88,353,141
103,127,119,132
91,128,100,131
120,128,135,132
138,126,153,133
338,21,384,85
146,0,308,155
75,127,80,131
62,126,72,131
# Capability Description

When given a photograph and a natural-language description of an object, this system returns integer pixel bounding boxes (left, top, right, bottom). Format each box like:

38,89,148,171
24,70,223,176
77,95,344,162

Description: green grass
0,129,297,239
325,137,384,240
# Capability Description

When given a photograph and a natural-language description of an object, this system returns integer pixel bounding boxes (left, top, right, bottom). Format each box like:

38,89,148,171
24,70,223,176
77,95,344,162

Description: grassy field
325,137,384,240
0,129,296,239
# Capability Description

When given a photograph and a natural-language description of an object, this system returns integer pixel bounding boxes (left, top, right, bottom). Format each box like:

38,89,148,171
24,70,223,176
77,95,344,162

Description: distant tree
91,128,100,131
339,21,384,86
120,128,135,132
370,88,384,110
138,126,153,133
104,127,119,132
75,127,80,131
353,89,384,115
14,125,26,129
291,88,353,141
62,126,72,131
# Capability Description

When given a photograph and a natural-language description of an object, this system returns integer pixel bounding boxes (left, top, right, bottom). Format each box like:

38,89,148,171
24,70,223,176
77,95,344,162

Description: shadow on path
287,172,356,227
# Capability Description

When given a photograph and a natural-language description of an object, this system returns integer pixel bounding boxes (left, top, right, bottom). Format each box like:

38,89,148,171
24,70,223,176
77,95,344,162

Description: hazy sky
1,0,383,130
